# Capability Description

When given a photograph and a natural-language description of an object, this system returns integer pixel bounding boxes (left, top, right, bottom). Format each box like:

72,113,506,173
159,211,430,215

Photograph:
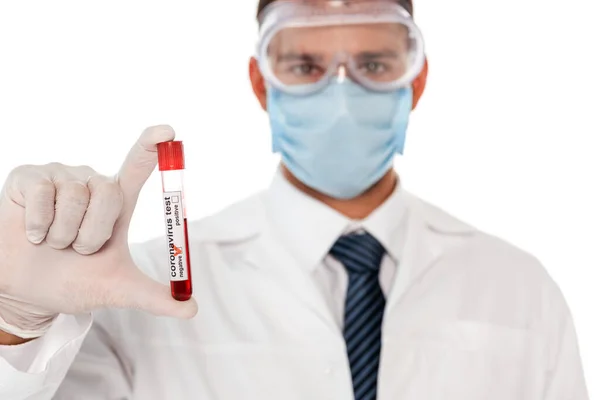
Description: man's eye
291,64,322,76
360,62,387,74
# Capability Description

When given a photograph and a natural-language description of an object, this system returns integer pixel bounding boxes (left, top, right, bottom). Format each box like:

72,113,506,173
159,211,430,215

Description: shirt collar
265,167,408,271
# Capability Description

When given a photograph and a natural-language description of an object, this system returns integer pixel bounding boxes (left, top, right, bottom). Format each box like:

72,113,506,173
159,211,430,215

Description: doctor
0,0,589,399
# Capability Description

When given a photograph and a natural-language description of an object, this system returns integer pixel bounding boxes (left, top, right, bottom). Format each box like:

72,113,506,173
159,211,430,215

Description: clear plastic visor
257,2,425,95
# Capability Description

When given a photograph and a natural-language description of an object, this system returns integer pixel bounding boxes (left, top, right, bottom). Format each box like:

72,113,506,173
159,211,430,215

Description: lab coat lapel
243,223,342,338
385,193,476,315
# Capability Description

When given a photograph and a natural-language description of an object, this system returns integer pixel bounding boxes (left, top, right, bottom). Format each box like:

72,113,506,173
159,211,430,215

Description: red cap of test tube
157,141,185,171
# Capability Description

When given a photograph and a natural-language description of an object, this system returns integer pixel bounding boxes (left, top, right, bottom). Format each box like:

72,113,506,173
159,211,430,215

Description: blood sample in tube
157,141,193,301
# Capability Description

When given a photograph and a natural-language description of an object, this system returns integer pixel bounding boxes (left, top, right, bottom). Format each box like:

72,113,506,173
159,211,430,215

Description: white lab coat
0,181,589,399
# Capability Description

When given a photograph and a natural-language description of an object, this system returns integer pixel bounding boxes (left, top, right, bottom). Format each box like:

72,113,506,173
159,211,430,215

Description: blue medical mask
267,81,413,199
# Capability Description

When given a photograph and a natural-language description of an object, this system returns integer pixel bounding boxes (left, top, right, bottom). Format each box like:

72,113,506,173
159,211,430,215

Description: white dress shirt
266,169,406,329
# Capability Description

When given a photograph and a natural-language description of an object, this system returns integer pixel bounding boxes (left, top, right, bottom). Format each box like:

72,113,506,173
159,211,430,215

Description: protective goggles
256,0,426,96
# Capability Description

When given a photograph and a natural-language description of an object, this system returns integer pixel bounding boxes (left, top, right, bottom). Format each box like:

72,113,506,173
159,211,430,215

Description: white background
1,0,598,395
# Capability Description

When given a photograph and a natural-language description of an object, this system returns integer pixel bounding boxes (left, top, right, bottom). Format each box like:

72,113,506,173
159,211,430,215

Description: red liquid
171,218,193,301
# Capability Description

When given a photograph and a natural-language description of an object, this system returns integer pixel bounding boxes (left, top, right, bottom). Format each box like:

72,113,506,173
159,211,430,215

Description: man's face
267,23,411,87
249,0,427,111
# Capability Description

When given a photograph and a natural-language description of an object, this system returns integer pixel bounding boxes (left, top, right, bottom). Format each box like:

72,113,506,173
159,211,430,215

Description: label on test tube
162,191,189,281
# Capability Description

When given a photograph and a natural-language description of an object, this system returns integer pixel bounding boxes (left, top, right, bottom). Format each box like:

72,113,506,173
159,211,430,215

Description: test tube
157,141,193,301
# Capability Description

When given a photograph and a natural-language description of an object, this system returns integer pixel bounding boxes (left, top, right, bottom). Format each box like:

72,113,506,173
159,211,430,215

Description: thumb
116,125,176,220
103,260,198,319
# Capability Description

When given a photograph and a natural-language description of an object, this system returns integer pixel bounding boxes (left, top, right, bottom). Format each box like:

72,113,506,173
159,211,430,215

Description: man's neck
281,165,398,220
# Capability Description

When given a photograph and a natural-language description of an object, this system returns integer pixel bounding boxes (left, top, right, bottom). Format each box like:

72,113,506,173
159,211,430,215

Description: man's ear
411,57,428,110
249,57,268,111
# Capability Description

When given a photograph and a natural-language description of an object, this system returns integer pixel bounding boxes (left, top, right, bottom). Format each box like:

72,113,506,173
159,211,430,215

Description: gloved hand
0,125,197,339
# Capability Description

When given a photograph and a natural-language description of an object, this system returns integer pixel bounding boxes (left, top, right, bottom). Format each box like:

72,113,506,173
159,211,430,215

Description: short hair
257,0,414,20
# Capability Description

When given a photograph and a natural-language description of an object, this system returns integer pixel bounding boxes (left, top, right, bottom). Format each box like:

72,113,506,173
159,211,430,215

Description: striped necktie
330,232,386,400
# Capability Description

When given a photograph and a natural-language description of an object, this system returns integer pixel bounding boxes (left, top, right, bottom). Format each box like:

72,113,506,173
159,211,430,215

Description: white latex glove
0,125,198,339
